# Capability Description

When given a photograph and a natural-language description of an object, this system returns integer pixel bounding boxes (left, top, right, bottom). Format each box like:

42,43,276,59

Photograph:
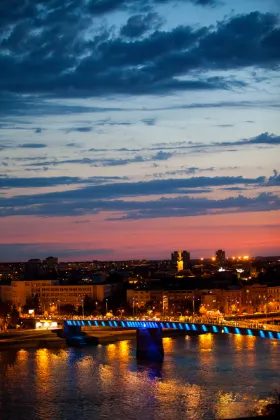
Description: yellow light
232,256,235,260
212,257,216,261
200,258,204,261
243,256,249,260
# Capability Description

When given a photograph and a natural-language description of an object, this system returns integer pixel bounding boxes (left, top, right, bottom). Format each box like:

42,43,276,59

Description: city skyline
1,0,280,261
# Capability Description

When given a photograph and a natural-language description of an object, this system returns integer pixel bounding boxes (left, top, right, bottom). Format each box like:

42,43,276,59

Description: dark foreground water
1,334,280,420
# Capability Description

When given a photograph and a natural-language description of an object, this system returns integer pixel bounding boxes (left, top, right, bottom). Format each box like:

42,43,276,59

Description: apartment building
11,280,112,308
11,280,59,306
0,285,12,302
127,289,202,310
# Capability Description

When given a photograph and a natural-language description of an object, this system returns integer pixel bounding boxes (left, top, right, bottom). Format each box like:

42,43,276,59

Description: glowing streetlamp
105,299,108,313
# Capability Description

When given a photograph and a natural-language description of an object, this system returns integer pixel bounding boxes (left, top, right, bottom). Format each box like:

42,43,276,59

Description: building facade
215,249,226,266
11,280,112,308
0,285,12,302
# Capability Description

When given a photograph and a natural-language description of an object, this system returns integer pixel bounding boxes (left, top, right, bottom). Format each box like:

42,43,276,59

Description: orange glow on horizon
0,210,279,261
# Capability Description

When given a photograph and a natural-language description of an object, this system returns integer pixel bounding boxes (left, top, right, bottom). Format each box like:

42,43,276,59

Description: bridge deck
64,319,280,340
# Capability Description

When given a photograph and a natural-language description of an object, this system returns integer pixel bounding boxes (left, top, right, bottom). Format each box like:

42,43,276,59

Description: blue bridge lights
259,330,266,338
64,319,280,341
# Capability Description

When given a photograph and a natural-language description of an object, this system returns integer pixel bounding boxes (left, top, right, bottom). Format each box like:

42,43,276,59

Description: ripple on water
0,335,279,420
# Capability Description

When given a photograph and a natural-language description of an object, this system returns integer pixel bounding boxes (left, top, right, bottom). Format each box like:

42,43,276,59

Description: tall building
171,250,184,271
171,251,179,264
215,249,226,266
43,256,58,272
24,259,43,279
182,250,191,268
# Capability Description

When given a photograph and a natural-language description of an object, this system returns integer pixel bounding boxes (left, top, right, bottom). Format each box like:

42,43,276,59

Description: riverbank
0,329,66,350
0,327,197,350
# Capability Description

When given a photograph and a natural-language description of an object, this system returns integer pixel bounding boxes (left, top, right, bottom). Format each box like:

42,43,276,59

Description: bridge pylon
136,327,164,363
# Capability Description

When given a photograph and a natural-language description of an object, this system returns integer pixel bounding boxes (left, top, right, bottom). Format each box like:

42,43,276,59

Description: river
1,334,280,419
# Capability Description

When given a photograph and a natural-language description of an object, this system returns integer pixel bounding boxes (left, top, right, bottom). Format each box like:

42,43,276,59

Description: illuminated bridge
64,319,280,362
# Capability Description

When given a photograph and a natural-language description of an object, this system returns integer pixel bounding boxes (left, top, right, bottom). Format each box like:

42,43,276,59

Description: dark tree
10,305,20,326
0,300,11,317
83,295,95,314
60,304,76,315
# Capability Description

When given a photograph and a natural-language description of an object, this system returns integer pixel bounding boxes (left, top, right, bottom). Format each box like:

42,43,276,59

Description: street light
132,298,135,317
192,296,195,316
81,299,84,317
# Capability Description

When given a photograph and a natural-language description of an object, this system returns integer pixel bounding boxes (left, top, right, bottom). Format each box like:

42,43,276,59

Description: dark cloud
0,0,217,27
222,187,247,191
0,186,279,220
24,167,49,172
141,118,156,126
88,132,280,155
266,169,280,186
0,243,113,261
20,132,280,172
217,132,280,147
0,175,127,189
0,173,273,218
25,150,175,168
152,151,173,161
86,0,218,16
2,6,278,100
34,128,42,133
150,132,280,151
0,93,131,117
106,193,280,221
120,13,164,38
18,143,47,149
155,167,215,177
66,142,82,147
67,127,92,133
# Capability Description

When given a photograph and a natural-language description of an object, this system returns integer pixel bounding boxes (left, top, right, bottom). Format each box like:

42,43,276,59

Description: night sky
0,0,279,261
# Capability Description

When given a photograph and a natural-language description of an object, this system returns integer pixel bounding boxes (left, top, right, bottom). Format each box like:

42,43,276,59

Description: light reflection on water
0,334,280,420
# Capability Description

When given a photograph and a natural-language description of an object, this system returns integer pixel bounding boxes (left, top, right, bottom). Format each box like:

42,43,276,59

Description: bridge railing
65,317,280,334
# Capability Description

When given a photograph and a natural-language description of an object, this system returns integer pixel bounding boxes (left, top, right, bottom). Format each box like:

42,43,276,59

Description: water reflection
0,350,18,373
0,335,280,420
162,336,174,353
136,360,163,380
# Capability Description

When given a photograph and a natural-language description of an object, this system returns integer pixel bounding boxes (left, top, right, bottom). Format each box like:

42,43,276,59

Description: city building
182,251,191,268
0,284,12,302
267,286,280,311
171,251,179,264
24,259,43,279
41,285,95,307
11,280,59,307
43,256,58,272
127,288,202,313
241,283,268,314
11,280,112,309
171,250,184,271
215,249,226,266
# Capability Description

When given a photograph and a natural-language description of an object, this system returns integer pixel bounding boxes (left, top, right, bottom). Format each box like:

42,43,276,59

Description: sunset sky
0,0,280,261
